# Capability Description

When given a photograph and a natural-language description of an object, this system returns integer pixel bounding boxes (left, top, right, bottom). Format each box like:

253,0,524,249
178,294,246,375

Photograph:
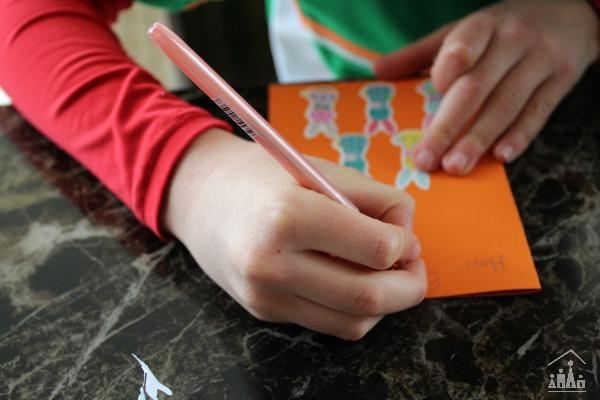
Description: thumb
314,158,416,230
374,23,454,79
347,178,415,231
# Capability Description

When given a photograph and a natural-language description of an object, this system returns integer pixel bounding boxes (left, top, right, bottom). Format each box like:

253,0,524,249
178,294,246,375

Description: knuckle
387,192,416,228
465,134,489,153
459,75,485,101
370,231,399,269
470,11,496,31
454,12,496,42
239,287,271,320
239,252,268,284
557,58,577,78
537,32,576,78
494,86,522,116
539,34,562,64
519,128,536,144
528,96,554,121
401,192,416,213
499,18,531,42
239,251,286,286
444,41,472,69
413,276,428,305
263,194,298,244
339,319,374,341
430,122,456,149
352,284,384,315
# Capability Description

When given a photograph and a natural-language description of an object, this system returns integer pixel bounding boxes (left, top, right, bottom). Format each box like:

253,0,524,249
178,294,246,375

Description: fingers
441,53,552,174
249,170,420,270
289,173,420,269
374,23,453,79
493,77,572,162
298,160,420,269
277,253,427,317
247,288,385,340
413,22,527,172
299,191,420,269
283,295,383,341
431,13,495,93
313,158,416,228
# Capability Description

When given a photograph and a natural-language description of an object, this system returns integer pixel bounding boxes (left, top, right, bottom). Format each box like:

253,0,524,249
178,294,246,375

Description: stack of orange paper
268,78,540,298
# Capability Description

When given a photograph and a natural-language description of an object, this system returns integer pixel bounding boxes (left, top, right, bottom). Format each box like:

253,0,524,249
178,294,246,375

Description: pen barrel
148,23,357,212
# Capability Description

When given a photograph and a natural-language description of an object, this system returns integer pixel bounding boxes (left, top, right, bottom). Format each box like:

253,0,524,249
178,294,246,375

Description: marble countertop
0,69,599,399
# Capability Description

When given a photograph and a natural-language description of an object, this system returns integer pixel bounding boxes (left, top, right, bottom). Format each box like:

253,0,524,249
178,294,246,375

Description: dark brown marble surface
0,69,599,399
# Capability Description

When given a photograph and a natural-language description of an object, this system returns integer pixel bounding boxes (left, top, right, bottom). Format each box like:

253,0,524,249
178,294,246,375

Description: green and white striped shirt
141,0,495,82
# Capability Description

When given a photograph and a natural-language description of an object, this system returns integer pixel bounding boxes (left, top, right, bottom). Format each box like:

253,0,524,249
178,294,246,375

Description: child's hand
164,129,425,340
376,0,600,175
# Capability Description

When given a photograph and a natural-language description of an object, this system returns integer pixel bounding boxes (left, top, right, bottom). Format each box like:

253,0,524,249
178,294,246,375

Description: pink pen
148,22,357,212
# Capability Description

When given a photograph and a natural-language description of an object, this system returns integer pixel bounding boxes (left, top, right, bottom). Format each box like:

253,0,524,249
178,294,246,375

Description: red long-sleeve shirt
0,0,231,237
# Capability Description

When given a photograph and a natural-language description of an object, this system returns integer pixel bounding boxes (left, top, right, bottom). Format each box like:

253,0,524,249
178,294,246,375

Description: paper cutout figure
332,134,370,174
417,80,442,129
301,87,339,139
360,83,398,135
133,354,173,400
391,129,430,190
269,78,540,298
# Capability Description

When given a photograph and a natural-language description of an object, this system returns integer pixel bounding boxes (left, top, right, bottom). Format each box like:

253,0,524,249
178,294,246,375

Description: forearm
0,0,230,237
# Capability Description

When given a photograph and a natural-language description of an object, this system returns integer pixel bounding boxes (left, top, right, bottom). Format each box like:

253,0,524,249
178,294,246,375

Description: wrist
162,128,247,238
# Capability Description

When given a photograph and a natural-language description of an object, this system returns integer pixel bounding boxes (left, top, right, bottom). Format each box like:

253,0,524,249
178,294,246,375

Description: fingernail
414,149,434,170
411,241,421,260
444,152,468,174
500,145,515,163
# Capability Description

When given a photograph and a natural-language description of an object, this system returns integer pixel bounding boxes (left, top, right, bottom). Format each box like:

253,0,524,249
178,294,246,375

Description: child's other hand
164,130,425,340
376,0,600,175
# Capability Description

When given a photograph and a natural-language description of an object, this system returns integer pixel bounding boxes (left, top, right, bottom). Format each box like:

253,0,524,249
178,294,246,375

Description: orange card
268,78,540,298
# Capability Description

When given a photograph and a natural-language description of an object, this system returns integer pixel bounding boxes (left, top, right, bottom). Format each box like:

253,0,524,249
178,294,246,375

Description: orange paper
268,78,540,298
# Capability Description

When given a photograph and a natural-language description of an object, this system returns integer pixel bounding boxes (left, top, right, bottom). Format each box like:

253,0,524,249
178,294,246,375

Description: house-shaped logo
547,349,586,393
